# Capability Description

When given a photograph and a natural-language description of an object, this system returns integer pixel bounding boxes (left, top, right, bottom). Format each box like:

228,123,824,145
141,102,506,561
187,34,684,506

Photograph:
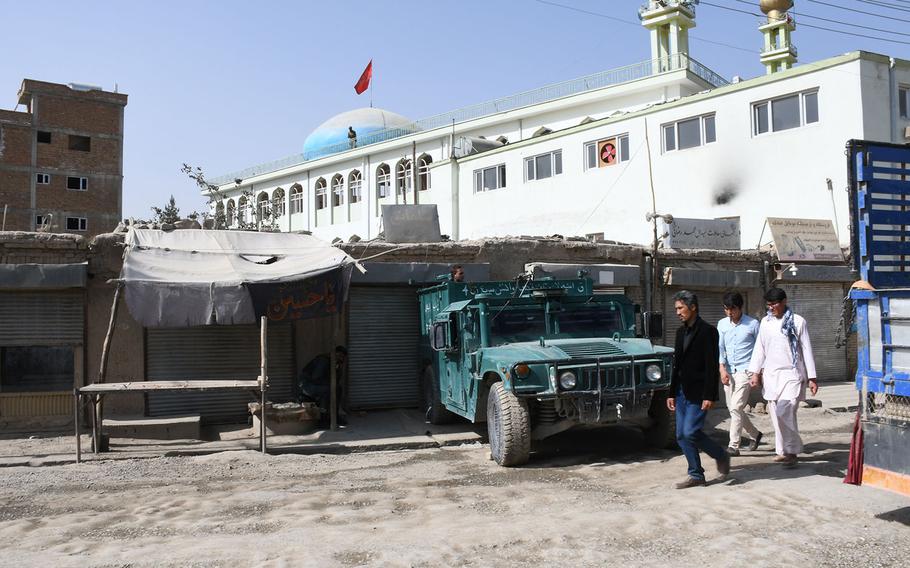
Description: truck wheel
643,393,677,450
487,382,530,466
422,367,454,424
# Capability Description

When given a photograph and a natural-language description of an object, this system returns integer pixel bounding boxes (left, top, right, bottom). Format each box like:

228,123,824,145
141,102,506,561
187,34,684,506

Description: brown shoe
675,477,707,489
747,432,763,452
781,454,798,468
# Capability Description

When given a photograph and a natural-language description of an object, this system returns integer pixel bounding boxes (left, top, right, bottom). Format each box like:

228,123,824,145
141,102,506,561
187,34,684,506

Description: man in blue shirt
717,291,763,456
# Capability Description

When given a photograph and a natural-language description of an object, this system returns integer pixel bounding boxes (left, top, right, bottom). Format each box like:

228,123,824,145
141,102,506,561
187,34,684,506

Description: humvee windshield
488,301,628,344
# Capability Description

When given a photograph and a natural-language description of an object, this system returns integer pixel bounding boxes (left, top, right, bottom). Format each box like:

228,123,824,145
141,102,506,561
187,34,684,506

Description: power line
731,0,910,36
804,0,910,23
700,1,910,45
533,0,757,54
856,0,910,13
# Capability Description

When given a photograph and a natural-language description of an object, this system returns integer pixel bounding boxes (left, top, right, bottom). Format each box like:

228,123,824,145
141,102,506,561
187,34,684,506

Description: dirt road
1,408,908,567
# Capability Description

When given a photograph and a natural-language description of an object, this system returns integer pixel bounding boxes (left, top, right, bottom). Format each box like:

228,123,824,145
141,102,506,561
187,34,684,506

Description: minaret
639,1,697,72
759,0,797,74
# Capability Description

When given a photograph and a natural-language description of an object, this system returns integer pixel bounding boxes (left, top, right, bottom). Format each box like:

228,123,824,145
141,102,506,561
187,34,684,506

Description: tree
150,195,181,225
181,163,281,231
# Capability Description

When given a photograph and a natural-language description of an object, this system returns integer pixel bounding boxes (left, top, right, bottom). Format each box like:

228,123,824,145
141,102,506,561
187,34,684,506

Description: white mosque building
206,0,910,248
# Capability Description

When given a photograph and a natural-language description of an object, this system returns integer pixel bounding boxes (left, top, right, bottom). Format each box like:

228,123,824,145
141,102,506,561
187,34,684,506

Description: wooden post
259,316,268,454
99,282,123,384
330,313,341,431
91,395,100,454
74,389,81,463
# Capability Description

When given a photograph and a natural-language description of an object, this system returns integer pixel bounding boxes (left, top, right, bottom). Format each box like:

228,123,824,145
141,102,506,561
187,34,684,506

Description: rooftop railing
210,53,727,187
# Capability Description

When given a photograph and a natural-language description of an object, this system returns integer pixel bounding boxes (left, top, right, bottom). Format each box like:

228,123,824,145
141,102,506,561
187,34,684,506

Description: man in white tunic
747,288,819,467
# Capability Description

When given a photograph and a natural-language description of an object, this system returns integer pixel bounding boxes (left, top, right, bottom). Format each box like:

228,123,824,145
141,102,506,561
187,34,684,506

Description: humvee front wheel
643,393,677,449
487,382,530,466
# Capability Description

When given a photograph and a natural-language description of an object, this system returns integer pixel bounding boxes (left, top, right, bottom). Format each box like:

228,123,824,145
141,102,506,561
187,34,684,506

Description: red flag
354,60,372,95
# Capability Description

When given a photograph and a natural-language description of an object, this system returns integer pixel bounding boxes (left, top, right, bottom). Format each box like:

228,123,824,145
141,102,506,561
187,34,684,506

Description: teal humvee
419,276,675,466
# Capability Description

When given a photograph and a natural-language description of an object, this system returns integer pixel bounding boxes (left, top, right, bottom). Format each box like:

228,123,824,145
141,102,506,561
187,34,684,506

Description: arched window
417,154,432,191
289,184,303,214
257,191,270,222
314,178,327,210
237,196,248,223
226,199,236,225
396,159,412,196
215,201,225,227
331,174,344,207
376,163,391,199
348,170,362,204
272,187,286,218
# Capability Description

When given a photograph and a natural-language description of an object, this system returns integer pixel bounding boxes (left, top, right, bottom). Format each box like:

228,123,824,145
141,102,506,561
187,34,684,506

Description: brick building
0,79,127,238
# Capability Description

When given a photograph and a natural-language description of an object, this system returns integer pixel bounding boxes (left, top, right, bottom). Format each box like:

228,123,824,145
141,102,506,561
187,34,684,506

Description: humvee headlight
559,371,577,390
514,364,531,379
645,364,662,382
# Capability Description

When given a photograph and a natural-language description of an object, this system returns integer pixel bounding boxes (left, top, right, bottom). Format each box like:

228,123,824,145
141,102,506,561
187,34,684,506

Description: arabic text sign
767,217,844,262
662,217,741,250
247,268,345,322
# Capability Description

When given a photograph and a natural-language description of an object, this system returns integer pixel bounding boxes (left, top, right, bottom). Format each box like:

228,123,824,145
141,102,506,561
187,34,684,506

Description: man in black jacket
667,290,731,488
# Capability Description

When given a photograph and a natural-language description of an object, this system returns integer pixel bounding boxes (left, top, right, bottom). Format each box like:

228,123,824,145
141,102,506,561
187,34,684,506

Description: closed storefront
779,282,848,382
346,286,420,409
0,288,84,419
663,288,733,347
147,323,295,422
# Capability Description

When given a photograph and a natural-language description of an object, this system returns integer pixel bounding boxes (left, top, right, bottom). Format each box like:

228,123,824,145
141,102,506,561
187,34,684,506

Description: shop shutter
347,286,420,409
146,323,294,423
0,291,83,346
779,283,847,382
662,289,731,347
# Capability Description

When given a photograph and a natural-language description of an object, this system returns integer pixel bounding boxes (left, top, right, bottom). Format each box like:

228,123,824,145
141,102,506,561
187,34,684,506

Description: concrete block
103,415,201,440
248,402,320,436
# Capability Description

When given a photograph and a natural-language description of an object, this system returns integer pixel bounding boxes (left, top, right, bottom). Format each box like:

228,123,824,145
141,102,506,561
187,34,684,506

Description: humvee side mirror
642,311,663,340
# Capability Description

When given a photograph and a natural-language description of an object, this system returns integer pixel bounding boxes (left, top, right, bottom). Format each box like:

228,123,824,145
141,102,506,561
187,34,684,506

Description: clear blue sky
1,0,908,220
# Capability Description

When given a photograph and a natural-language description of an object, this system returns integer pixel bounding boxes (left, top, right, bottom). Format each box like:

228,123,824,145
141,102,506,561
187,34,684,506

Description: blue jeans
675,391,726,481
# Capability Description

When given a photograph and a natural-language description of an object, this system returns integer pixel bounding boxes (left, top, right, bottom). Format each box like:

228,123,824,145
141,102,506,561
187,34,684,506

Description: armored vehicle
419,276,675,466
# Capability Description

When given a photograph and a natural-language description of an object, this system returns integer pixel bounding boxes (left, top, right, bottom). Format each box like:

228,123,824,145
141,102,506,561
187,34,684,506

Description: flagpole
370,61,374,108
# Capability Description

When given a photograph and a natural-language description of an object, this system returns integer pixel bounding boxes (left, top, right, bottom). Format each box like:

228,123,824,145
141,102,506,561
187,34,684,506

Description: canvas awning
121,229,358,327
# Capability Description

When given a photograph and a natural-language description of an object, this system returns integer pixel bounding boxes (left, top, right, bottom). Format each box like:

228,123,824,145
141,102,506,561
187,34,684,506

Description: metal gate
347,286,420,409
0,291,83,346
147,323,294,422
780,283,847,382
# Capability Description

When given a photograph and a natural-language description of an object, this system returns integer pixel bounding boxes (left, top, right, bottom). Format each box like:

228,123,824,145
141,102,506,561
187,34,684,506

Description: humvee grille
584,366,633,389
558,342,625,358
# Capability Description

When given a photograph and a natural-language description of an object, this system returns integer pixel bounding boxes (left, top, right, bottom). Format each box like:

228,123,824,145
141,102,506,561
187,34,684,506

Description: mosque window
257,192,270,222
315,178,327,210
237,196,248,223
396,159,412,195
417,155,432,191
226,199,236,225
584,134,630,170
662,113,715,152
752,89,819,136
290,184,304,214
331,174,345,207
272,187,286,217
376,164,391,199
474,164,507,192
349,170,362,203
900,86,909,119
524,150,562,182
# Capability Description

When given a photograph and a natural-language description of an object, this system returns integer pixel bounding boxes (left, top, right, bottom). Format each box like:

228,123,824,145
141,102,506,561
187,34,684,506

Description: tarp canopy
122,229,357,327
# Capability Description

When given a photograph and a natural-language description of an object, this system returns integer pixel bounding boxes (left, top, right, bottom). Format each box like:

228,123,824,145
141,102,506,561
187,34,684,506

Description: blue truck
847,139,910,495
418,276,674,466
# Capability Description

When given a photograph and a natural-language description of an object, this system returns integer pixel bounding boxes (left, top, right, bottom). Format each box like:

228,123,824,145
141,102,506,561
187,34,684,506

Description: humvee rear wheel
643,393,677,449
422,367,454,424
487,382,530,466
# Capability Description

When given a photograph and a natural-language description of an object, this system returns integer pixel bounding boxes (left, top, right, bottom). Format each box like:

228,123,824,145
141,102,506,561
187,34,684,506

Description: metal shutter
663,289,730,347
779,283,847,382
0,291,83,345
347,286,420,409
146,324,294,423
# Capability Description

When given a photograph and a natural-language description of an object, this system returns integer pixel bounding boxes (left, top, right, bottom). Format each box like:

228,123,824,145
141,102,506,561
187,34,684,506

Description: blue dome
303,108,415,159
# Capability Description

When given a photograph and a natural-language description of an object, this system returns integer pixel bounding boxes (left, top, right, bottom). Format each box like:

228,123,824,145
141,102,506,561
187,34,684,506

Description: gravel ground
0,407,908,567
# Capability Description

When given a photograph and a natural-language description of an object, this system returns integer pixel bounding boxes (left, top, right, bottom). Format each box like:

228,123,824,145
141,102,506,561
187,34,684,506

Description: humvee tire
643,392,677,449
422,367,455,424
487,382,530,466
